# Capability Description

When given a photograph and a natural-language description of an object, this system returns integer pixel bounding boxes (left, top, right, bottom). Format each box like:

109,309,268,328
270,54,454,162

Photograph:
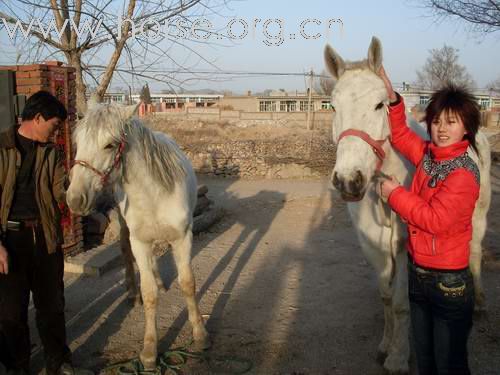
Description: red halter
71,137,127,186
337,129,388,171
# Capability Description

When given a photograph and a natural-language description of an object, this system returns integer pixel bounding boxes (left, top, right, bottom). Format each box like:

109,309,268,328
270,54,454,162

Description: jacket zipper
432,236,436,256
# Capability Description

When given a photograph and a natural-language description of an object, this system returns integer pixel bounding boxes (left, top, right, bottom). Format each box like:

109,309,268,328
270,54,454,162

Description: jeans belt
408,255,468,275
6,219,40,231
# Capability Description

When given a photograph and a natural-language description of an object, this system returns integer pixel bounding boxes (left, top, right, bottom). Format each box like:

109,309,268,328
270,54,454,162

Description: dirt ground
29,165,500,375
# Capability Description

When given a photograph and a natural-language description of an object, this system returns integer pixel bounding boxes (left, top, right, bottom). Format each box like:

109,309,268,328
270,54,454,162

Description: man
0,91,92,375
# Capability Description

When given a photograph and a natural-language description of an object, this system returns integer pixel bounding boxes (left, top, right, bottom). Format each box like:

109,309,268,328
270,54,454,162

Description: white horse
323,37,491,374
66,102,210,369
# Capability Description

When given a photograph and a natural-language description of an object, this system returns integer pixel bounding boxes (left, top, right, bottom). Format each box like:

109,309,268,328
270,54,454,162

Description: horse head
324,37,391,201
66,101,139,215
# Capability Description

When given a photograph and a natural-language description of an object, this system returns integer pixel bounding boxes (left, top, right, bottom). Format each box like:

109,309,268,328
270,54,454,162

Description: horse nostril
352,170,365,191
68,193,87,212
81,194,88,211
332,172,341,189
355,170,363,185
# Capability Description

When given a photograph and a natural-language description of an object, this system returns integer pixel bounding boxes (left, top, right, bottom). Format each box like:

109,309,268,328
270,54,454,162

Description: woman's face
430,110,467,148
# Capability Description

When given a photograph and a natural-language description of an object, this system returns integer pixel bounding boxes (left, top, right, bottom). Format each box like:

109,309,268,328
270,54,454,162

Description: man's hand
0,243,8,275
380,176,400,200
378,65,397,102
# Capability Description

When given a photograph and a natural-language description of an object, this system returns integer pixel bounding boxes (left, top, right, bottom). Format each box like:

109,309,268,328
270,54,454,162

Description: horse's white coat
324,37,491,374
66,103,209,368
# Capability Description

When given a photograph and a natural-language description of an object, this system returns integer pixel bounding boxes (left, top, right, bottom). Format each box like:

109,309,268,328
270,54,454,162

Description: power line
87,66,499,91
89,66,330,78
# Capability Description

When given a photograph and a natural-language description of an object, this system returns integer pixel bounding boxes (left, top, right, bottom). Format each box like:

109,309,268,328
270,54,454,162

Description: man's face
35,114,63,142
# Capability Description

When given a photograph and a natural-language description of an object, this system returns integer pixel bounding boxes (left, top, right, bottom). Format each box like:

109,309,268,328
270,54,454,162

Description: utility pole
306,68,314,130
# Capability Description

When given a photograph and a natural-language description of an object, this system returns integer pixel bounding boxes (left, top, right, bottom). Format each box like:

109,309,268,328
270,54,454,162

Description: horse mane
124,118,188,192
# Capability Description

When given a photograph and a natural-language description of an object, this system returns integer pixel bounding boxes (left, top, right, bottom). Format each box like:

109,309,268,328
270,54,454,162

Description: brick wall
0,62,84,257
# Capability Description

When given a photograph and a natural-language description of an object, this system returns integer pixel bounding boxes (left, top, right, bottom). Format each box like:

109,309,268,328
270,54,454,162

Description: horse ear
367,36,383,73
324,44,345,80
121,102,141,120
82,93,100,115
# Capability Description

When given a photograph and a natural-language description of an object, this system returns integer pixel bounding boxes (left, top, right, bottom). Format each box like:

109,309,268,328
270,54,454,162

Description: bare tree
0,0,228,114
140,83,152,104
314,69,335,95
415,45,476,90
417,1,500,33
489,76,500,92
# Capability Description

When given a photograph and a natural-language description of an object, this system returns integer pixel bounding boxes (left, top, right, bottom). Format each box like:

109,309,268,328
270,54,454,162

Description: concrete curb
64,241,122,277
64,205,224,277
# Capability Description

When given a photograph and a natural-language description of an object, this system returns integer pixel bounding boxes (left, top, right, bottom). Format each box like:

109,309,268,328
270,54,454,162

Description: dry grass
145,117,331,145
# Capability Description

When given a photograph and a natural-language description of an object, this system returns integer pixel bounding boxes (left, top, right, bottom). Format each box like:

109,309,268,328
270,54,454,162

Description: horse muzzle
332,170,367,201
66,189,93,216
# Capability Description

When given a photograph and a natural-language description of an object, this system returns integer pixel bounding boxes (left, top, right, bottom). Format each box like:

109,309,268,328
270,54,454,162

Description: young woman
378,67,480,375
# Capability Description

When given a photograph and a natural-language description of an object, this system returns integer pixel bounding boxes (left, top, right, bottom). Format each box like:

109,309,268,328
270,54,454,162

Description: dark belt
407,253,468,274
6,219,40,231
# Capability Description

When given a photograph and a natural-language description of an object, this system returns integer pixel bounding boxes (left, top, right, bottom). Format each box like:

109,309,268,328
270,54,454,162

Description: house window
479,98,490,110
321,101,332,110
419,96,430,105
280,100,297,112
259,100,276,112
300,101,314,111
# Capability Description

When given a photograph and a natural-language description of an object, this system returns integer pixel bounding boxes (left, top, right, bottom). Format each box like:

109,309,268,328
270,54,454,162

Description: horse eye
104,144,115,150
375,102,384,110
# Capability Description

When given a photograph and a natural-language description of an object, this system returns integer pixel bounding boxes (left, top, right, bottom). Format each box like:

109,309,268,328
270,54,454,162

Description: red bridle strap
337,129,387,171
71,137,126,186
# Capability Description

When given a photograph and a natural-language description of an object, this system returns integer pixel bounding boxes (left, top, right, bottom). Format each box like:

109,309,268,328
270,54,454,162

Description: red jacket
387,98,480,270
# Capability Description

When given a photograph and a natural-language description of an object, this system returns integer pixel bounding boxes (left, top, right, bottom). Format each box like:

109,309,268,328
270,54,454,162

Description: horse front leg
384,249,410,375
372,251,395,363
129,236,158,369
359,232,394,363
171,230,210,351
363,234,409,375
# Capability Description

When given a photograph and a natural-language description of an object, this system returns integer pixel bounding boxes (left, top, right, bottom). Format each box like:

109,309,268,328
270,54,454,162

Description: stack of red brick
0,62,84,257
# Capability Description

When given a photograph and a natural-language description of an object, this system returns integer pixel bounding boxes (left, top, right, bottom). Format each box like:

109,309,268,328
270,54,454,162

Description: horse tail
474,131,491,170
472,130,491,210
468,131,491,308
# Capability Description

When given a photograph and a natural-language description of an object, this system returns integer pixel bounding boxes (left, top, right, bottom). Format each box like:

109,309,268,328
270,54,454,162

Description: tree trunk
67,53,88,116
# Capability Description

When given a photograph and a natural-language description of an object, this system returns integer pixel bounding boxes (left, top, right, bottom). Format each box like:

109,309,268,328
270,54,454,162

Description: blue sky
191,0,500,92
1,0,499,93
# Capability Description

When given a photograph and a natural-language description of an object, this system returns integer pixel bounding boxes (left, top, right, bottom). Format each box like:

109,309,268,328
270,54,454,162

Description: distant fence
482,111,500,128
140,103,335,128
139,103,500,129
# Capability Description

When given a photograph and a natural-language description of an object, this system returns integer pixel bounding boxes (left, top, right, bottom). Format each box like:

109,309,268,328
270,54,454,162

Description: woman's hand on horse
378,66,397,102
380,175,400,200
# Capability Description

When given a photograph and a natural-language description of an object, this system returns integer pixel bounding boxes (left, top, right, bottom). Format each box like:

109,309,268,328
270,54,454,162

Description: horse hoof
474,299,486,312
383,370,409,375
383,354,409,375
127,294,142,307
139,353,156,371
376,350,388,365
474,305,487,320
193,335,212,352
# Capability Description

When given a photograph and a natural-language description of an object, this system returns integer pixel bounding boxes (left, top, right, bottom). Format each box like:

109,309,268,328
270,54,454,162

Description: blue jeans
408,260,474,375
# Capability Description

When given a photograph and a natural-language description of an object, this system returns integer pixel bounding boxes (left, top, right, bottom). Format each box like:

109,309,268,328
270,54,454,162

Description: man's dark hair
21,91,68,122
425,84,480,155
